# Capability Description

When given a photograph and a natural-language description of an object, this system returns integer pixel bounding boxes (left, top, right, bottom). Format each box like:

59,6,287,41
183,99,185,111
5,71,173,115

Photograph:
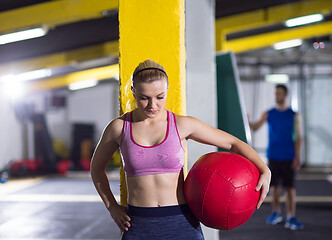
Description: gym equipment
184,151,260,230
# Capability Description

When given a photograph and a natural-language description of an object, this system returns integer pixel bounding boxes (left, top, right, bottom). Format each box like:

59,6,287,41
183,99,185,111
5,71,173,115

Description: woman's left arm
180,116,271,209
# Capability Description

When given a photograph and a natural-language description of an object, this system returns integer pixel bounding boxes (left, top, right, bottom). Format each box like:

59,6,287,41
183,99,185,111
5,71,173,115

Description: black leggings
121,204,204,240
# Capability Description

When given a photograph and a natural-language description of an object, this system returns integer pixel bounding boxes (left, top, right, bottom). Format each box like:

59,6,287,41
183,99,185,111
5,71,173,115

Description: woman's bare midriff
127,172,187,207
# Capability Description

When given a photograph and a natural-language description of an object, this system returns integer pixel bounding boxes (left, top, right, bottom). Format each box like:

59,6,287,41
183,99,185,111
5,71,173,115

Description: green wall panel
216,52,251,150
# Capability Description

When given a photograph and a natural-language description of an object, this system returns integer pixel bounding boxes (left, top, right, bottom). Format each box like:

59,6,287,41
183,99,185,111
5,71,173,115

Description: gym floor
0,168,331,240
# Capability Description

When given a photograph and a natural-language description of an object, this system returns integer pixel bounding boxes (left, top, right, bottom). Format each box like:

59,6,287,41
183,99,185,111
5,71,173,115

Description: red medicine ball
184,152,260,230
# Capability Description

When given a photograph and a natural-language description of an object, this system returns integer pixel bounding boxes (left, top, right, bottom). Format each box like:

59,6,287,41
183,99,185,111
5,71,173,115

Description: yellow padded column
118,0,186,206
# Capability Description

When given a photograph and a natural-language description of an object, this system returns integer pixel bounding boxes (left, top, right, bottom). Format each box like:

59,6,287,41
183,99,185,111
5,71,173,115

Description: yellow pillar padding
118,0,186,206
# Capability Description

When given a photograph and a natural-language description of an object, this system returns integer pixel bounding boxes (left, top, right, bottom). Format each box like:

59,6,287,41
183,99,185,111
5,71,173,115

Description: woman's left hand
255,170,271,209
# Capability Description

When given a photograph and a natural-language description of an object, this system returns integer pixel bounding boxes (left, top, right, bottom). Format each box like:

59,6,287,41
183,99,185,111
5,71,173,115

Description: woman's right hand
108,203,131,232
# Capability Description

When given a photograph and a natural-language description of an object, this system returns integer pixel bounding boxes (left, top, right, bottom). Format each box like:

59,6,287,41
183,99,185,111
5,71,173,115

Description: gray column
186,0,219,239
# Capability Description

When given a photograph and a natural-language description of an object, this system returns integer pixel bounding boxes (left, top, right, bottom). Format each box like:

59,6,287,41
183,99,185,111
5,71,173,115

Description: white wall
186,0,218,239
241,80,275,157
0,81,119,171
0,92,24,170
306,77,332,165
67,82,119,145
47,108,71,148
186,0,217,169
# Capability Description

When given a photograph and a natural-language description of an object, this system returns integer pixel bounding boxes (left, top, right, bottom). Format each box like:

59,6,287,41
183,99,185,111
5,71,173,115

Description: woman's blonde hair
132,59,168,87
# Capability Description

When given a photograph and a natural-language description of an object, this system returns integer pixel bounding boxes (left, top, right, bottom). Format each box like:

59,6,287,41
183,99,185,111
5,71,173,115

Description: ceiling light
285,14,323,27
69,79,98,91
265,74,289,83
0,69,52,83
273,39,303,50
0,26,48,45
72,57,115,70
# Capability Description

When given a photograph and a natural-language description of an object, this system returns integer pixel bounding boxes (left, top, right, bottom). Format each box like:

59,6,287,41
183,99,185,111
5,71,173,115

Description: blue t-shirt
267,108,296,161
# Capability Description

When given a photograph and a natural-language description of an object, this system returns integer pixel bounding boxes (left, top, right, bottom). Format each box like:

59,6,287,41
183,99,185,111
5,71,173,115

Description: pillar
118,0,186,205
186,0,219,239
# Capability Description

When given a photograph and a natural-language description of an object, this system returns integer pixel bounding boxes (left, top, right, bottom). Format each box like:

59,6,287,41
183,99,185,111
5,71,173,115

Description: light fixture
313,41,325,49
265,74,289,83
0,69,52,83
285,14,323,27
0,26,48,45
273,39,303,50
69,79,98,91
72,56,115,70
313,41,320,49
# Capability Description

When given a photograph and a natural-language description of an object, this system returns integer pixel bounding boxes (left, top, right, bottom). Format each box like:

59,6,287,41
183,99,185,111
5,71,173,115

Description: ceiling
0,0,331,91
215,0,303,18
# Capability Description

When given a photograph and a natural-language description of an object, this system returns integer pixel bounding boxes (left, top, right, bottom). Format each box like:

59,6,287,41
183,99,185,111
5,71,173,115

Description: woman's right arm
90,118,131,231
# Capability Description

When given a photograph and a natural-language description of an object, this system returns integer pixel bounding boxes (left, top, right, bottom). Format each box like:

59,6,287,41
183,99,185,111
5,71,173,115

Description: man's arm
249,112,268,131
293,113,302,170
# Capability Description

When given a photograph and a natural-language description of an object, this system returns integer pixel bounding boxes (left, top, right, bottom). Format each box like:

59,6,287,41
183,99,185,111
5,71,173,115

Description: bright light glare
273,39,303,50
285,14,323,27
0,27,48,45
0,69,52,83
113,73,119,81
265,74,289,83
2,81,25,100
69,79,98,91
0,74,15,82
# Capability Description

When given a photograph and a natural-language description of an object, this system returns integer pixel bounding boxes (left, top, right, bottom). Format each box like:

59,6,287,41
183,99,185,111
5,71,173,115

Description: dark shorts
121,204,204,240
269,159,296,188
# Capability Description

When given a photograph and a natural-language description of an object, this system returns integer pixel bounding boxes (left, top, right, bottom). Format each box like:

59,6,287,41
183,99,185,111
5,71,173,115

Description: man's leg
266,185,283,224
285,187,296,218
283,161,303,230
271,185,282,213
266,159,283,225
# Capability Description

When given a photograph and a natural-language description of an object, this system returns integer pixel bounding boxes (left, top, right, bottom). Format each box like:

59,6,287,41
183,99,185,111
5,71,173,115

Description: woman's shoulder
173,113,198,129
102,114,127,140
173,112,197,121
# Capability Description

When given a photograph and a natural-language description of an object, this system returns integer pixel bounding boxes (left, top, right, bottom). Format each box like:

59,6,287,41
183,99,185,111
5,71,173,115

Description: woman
90,59,271,239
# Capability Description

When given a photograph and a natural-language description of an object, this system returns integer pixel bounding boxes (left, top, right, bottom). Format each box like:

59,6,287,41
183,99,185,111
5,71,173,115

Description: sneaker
266,212,283,225
284,217,304,230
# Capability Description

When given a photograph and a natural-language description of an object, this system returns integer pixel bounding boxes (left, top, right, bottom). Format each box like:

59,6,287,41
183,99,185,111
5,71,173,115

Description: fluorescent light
69,79,98,91
0,26,48,45
16,69,52,82
72,57,114,70
273,39,303,50
265,74,289,83
0,69,52,83
285,14,323,27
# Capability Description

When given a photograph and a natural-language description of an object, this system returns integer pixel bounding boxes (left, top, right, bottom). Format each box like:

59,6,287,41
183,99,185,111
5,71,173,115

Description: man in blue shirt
250,84,303,230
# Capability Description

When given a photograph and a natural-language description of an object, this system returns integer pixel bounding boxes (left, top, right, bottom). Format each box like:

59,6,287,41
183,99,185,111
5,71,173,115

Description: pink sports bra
120,110,185,177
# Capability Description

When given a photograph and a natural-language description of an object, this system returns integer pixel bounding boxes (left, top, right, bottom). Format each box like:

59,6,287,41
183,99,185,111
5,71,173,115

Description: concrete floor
0,169,331,240
0,174,120,240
